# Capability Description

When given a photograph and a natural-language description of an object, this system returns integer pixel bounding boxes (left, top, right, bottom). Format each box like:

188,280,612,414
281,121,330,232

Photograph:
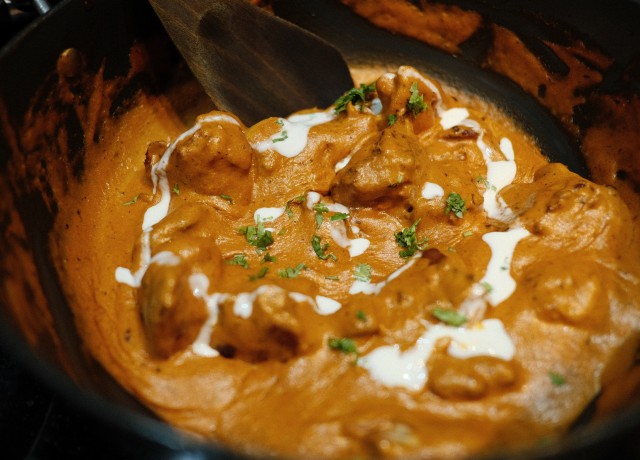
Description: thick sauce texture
53,66,640,458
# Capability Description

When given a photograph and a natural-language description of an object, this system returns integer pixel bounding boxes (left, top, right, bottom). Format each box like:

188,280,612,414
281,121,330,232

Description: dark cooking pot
1,0,640,458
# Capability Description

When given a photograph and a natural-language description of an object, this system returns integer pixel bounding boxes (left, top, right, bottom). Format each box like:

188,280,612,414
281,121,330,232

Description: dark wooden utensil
148,0,354,126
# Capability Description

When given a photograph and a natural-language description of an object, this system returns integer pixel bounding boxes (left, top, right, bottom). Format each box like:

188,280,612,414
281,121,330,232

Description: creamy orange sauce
47,64,640,459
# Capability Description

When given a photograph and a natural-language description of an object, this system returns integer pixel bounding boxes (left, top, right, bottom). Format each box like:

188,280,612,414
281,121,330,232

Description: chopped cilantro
353,263,372,283
462,230,474,238
225,253,249,269
219,194,233,204
172,183,180,195
123,195,139,206
394,219,427,258
476,175,497,191
407,82,428,116
481,281,494,293
445,192,467,218
325,275,340,281
313,202,329,229
330,212,349,221
549,372,566,386
249,266,269,281
277,228,288,236
278,263,307,279
334,83,376,114
262,252,277,263
328,337,358,355
432,308,467,327
356,310,367,322
273,130,289,143
387,114,397,126
276,119,284,126
311,235,336,261
285,194,306,219
239,222,274,250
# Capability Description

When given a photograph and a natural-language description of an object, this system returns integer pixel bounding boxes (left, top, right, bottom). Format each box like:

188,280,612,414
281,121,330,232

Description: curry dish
51,66,640,458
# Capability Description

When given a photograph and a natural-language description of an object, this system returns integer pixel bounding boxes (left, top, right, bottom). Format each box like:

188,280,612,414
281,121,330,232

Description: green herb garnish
249,266,269,281
481,281,494,293
462,230,474,238
285,194,306,219
330,212,349,221
219,194,233,204
311,235,336,261
313,202,329,229
273,130,289,143
353,263,372,283
278,263,307,279
123,195,139,206
334,83,376,114
476,175,497,191
356,310,367,322
407,82,428,116
328,337,359,355
445,192,467,218
432,308,467,327
325,275,340,281
549,372,566,386
262,252,277,263
172,183,180,195
239,222,274,250
394,219,427,258
387,114,397,126
225,253,249,269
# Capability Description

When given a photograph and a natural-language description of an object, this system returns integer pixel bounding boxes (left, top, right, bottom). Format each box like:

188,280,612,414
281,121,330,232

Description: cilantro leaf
278,263,307,279
445,192,467,218
273,130,288,143
123,195,139,206
334,83,376,114
394,219,427,258
239,222,274,250
249,266,269,281
353,263,372,283
285,194,306,219
432,308,467,327
313,202,329,229
225,253,249,269
407,82,428,116
549,372,566,386
311,235,336,261
219,194,233,204
330,212,349,221
328,337,358,355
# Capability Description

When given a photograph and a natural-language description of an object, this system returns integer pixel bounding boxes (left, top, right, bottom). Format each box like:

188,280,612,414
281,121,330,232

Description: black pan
1,0,639,458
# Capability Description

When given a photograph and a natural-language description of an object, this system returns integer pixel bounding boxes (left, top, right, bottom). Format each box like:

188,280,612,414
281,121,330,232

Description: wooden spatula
148,0,354,126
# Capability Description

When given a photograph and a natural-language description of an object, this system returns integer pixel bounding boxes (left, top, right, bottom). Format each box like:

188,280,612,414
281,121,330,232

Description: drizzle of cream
288,292,342,315
254,207,285,223
421,182,445,200
116,114,239,286
329,222,370,258
359,319,515,391
369,98,383,115
233,285,272,319
479,227,530,306
252,111,335,158
189,273,229,357
440,108,470,130
115,236,180,288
